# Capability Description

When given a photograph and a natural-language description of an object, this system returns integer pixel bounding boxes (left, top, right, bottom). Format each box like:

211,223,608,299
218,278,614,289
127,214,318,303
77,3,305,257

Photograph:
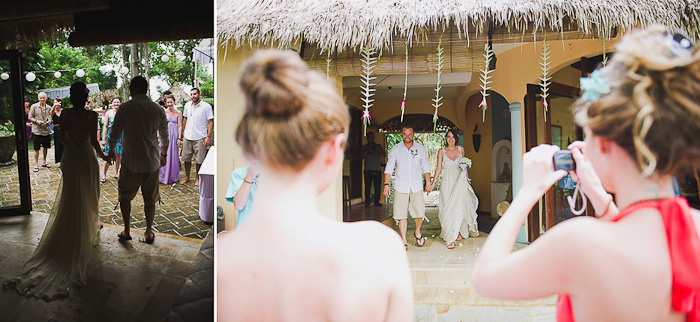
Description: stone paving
0,148,211,239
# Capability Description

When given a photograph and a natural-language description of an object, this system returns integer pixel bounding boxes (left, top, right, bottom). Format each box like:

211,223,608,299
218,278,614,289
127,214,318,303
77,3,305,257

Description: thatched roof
0,0,213,49
167,82,191,106
218,0,700,52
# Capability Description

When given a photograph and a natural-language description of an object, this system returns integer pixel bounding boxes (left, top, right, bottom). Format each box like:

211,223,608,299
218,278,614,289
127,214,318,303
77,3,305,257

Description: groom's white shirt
384,141,431,194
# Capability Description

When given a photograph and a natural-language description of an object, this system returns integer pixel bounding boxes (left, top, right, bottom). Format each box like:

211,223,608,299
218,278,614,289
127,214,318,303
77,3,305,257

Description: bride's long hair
69,82,89,113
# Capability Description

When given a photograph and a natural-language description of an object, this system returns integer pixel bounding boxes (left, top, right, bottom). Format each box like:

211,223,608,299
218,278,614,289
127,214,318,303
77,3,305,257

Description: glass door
0,50,31,216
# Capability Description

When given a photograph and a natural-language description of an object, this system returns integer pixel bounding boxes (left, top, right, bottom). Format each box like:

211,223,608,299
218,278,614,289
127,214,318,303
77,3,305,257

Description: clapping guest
159,95,182,184
101,98,123,182
51,98,64,165
224,163,260,227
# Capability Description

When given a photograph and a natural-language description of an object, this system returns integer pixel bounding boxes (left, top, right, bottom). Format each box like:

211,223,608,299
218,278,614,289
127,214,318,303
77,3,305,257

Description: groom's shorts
393,190,425,220
118,166,160,205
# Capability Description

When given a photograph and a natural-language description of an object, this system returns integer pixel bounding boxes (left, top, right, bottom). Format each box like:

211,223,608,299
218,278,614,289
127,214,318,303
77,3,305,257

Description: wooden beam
0,0,110,21
68,22,213,46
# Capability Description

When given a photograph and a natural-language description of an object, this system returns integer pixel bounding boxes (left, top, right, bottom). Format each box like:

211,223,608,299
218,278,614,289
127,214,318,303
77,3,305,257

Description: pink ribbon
479,98,488,110
361,110,372,121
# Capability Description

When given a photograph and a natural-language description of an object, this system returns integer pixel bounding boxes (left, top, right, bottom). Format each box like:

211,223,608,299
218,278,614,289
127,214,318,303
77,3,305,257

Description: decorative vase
0,135,15,163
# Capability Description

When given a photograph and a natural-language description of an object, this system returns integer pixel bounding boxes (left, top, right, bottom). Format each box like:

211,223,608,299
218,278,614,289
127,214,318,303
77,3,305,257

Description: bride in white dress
6,82,108,300
429,130,479,249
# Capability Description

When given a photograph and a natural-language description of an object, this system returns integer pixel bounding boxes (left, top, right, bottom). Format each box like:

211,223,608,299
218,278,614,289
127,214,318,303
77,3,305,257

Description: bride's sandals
456,233,464,241
447,242,456,249
100,177,106,183
414,232,426,247
117,231,132,241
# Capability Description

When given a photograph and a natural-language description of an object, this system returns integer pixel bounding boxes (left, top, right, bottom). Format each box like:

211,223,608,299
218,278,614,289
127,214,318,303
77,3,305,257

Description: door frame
524,82,581,241
0,50,31,216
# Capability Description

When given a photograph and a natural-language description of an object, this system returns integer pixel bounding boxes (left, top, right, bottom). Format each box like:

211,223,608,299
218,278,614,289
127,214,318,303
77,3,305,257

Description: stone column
509,102,528,243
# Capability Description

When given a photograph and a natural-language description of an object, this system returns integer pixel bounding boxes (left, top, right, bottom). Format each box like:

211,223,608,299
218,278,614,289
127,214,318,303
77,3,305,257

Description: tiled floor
168,229,214,322
0,212,207,322
0,148,211,239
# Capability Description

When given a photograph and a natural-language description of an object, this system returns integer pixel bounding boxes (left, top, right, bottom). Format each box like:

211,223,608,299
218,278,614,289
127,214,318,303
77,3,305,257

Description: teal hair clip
580,69,610,103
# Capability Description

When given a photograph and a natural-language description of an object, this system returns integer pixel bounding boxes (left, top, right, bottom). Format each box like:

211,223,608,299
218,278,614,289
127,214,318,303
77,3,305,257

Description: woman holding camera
472,26,699,321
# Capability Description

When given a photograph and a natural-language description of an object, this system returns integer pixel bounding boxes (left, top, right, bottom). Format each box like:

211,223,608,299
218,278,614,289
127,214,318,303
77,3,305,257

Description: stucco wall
216,44,342,230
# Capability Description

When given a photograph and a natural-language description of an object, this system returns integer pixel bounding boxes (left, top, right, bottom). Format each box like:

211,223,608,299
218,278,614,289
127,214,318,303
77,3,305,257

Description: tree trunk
121,44,130,99
130,43,139,78
142,43,150,85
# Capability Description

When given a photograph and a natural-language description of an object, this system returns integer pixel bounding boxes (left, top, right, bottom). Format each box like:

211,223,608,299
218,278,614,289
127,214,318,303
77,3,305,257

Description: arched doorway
379,114,458,206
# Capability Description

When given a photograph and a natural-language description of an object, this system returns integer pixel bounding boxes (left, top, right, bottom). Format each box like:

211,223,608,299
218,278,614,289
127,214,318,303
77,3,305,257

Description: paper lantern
161,55,170,62
120,66,129,74
76,69,85,78
25,72,36,82
99,66,108,73
54,71,62,78
0,73,8,80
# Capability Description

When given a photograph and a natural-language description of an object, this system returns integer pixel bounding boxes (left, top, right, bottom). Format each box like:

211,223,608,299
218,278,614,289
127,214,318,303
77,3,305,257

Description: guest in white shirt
383,125,432,250
108,76,169,244
179,87,214,186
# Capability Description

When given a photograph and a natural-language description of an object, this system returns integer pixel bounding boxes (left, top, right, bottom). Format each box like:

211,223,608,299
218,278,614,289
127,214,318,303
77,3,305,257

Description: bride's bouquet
459,157,472,172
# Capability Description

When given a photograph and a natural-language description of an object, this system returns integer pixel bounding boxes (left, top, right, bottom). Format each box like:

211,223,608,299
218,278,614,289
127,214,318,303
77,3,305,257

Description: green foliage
21,47,45,97
39,33,119,91
148,40,200,85
199,68,213,98
0,120,14,137
18,31,211,105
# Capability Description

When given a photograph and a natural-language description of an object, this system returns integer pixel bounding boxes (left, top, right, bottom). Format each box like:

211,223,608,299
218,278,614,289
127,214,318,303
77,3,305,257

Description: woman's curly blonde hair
575,26,700,177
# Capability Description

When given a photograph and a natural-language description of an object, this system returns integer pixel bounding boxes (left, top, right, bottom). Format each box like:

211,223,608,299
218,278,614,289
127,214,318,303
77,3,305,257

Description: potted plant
0,120,15,163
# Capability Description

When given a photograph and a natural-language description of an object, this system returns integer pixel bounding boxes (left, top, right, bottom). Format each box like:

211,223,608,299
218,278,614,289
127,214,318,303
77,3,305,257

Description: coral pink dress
557,197,700,321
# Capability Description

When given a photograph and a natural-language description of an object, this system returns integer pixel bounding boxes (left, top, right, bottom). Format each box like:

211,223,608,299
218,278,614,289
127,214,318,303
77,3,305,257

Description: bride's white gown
6,135,100,300
438,147,479,245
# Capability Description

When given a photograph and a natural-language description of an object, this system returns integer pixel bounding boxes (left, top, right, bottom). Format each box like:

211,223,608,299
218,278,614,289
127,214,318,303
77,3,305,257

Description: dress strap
612,197,700,319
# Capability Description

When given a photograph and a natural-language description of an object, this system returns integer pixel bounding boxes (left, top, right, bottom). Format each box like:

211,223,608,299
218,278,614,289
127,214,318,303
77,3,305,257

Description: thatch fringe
0,15,74,49
217,0,700,52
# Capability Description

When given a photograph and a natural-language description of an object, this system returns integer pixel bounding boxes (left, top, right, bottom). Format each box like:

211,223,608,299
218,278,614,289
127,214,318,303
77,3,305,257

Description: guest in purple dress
159,95,182,184
24,97,32,142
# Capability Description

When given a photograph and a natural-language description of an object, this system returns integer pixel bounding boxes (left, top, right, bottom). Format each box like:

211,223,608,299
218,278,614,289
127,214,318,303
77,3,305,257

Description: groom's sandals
142,230,155,244
414,232,426,247
118,231,132,241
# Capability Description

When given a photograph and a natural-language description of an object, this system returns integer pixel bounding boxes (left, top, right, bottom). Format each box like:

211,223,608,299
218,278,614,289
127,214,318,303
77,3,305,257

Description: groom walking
383,125,432,250
108,76,169,243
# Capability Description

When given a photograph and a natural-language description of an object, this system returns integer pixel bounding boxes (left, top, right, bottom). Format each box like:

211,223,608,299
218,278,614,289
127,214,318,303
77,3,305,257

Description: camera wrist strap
567,183,587,216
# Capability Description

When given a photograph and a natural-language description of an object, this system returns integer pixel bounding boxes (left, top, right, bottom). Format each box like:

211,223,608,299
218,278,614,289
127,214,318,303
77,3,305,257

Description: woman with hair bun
217,50,413,321
472,26,700,321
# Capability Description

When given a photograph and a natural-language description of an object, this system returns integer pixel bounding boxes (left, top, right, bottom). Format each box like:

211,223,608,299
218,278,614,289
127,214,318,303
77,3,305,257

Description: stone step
406,238,556,321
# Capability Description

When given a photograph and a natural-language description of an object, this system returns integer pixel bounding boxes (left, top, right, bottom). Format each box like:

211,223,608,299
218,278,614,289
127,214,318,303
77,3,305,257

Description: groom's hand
383,185,390,199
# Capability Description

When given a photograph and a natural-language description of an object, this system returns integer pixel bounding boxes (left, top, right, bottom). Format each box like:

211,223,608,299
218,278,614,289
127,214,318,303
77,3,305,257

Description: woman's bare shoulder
691,208,700,233
340,221,406,257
